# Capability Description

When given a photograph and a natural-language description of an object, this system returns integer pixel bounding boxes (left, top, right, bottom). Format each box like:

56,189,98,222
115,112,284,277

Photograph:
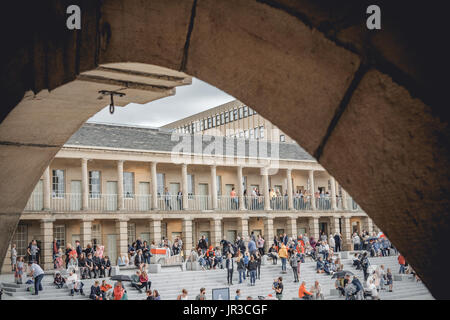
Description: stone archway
0,0,449,298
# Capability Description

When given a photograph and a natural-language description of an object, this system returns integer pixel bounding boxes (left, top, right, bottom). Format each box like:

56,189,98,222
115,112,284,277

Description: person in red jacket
398,254,406,274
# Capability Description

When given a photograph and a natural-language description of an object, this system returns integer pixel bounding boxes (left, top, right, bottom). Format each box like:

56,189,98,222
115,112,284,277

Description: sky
88,77,235,128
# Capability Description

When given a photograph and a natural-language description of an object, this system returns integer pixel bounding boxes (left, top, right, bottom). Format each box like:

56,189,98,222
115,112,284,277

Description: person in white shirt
66,270,85,296
28,262,44,295
368,279,379,300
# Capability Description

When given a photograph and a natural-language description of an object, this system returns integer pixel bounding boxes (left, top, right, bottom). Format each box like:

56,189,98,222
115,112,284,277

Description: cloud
88,78,235,127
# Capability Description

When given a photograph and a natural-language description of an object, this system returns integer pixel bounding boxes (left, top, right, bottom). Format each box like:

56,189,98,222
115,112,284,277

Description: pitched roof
65,122,315,161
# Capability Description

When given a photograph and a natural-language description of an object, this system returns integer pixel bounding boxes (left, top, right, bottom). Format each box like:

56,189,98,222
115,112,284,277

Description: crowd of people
9,225,414,301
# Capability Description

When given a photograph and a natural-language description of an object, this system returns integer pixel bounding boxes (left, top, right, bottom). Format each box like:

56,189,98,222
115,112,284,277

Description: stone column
81,158,89,211
151,162,158,210
117,160,124,211
330,176,337,210
40,219,54,270
362,216,374,234
342,217,352,250
287,217,297,238
238,216,249,240
181,163,189,210
149,217,162,246
309,170,316,210
329,216,341,235
263,215,274,251
182,217,193,255
342,188,348,210
308,217,320,240
261,167,271,211
115,218,129,258
210,165,218,210
237,166,245,210
209,217,222,247
286,169,294,210
80,218,93,248
43,166,51,210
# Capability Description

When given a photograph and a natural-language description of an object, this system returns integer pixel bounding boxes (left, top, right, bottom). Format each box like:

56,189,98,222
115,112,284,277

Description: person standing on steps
272,277,284,300
289,250,299,282
226,253,234,285
247,255,258,286
278,243,288,274
28,261,44,296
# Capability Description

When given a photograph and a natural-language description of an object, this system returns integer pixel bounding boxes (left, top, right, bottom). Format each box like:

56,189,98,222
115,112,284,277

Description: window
89,171,101,198
12,224,28,256
238,107,243,119
243,106,248,117
203,119,207,130
280,134,286,142
200,120,204,131
53,225,66,249
249,128,254,139
212,116,216,127
208,117,212,129
216,114,220,126
196,121,200,132
187,174,195,197
233,109,238,121
224,112,229,123
255,127,259,139
244,130,249,139
221,113,225,124
260,126,265,139
123,172,135,198
191,122,195,133
127,223,136,245
229,110,233,122
157,173,165,195
52,169,65,198
249,108,253,116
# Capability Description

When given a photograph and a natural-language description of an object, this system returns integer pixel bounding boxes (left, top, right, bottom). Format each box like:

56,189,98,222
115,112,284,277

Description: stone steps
1,255,433,300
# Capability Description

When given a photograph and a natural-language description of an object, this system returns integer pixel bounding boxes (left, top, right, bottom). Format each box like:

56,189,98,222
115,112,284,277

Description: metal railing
124,194,152,211
188,195,211,211
245,195,265,211
293,196,312,210
51,193,82,211
24,192,43,211
89,194,117,212
23,192,363,213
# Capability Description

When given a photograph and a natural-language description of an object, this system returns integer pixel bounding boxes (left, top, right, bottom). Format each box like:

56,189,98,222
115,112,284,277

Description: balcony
24,192,363,213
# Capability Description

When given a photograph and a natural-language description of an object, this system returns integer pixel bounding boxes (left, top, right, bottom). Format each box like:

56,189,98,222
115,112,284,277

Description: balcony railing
23,193,363,213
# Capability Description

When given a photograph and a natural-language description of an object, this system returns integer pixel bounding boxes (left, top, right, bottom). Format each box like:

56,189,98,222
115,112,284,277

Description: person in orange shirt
398,254,406,274
298,281,313,300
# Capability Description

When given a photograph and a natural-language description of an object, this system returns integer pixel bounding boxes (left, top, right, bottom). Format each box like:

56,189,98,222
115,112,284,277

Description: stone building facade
2,123,374,272
162,99,295,143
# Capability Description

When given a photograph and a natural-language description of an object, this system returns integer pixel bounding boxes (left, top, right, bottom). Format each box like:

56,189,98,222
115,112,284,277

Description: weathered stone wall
0,0,449,298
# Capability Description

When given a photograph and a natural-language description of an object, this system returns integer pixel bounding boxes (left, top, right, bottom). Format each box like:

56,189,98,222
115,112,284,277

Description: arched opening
0,0,449,299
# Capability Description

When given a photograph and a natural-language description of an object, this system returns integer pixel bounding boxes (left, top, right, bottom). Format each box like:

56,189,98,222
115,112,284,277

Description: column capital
240,215,249,221
81,217,95,222
116,217,129,222
81,158,89,163
117,160,124,165
40,218,55,223
264,214,274,221
181,163,188,168
210,164,217,169
149,217,163,222
212,216,222,222
286,168,292,174
183,217,193,222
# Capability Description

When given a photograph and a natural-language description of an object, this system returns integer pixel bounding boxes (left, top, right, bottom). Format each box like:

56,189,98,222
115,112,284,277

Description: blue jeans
238,270,246,283
34,274,44,294
250,270,256,285
281,258,287,271
399,264,405,274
